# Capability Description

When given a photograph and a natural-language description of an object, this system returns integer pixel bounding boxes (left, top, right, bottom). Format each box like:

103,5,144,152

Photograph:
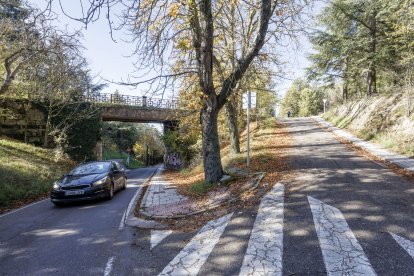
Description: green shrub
188,181,214,195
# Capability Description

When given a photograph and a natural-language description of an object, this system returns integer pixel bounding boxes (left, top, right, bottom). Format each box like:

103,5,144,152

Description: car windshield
69,162,110,176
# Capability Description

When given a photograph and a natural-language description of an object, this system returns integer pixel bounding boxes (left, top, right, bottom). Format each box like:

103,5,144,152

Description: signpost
243,92,256,168
323,98,327,113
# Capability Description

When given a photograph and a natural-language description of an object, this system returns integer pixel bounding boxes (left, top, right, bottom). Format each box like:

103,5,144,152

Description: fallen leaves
151,118,293,231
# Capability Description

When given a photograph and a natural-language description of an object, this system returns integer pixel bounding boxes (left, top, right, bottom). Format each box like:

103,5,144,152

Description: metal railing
81,93,180,109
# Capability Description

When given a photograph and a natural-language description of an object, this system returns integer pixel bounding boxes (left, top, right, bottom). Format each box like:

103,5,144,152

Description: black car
51,161,127,205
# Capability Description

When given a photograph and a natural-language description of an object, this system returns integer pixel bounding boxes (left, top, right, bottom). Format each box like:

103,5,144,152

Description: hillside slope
323,92,414,157
0,138,74,212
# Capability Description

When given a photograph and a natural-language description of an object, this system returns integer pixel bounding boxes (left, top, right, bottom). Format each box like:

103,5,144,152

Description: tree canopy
307,0,414,102
55,0,309,183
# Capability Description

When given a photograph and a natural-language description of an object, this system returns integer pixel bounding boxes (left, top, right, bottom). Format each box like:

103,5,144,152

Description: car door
115,162,125,187
111,162,122,189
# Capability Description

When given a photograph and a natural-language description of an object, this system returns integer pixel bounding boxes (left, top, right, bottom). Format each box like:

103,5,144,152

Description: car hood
59,173,108,186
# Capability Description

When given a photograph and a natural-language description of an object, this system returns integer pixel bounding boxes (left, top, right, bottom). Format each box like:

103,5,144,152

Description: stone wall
0,100,46,145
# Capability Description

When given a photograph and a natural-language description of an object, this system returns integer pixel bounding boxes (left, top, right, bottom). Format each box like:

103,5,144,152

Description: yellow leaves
133,143,145,156
139,0,153,10
177,38,191,50
168,3,181,18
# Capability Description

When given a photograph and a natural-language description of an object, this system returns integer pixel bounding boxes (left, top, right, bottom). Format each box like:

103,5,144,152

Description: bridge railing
82,93,180,109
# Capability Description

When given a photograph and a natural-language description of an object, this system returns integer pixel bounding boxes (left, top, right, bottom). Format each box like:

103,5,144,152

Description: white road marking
308,196,376,276
239,183,284,276
126,187,143,219
118,210,127,230
151,230,173,249
158,213,233,276
0,199,48,219
119,185,144,230
390,233,414,259
103,256,115,276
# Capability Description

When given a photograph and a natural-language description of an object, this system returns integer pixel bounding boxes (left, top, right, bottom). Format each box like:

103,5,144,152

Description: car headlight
93,176,108,186
53,182,61,190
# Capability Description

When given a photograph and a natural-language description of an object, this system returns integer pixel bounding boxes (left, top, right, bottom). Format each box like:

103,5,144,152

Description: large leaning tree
54,0,308,183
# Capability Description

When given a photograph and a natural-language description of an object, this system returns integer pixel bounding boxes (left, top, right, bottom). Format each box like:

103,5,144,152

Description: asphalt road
0,166,157,276
282,118,414,275
2,118,414,275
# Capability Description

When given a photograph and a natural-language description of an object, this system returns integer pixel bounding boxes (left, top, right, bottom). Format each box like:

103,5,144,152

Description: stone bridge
1,93,185,165
81,93,183,164
82,93,181,126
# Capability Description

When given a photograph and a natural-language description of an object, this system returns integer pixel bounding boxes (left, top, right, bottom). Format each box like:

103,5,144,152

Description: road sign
323,99,327,113
243,92,256,109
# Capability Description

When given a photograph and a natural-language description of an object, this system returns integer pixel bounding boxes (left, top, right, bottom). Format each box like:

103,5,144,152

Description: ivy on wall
50,102,102,161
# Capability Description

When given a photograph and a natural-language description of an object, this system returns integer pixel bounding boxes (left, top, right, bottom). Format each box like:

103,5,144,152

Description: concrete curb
313,116,414,173
139,171,266,220
124,167,167,229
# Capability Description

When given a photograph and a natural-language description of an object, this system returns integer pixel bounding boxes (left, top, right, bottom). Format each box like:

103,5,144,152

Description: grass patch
188,181,215,195
337,117,352,128
103,148,143,169
103,148,129,160
0,137,74,211
126,158,143,169
357,129,375,140
372,133,414,157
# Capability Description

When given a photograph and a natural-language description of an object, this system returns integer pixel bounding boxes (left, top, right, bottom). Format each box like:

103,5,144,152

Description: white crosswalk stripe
239,183,284,276
158,213,233,276
151,230,173,250
390,233,414,260
308,196,376,276
156,187,414,275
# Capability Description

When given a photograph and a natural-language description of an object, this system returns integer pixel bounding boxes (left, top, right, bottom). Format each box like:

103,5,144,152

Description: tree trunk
194,0,272,184
225,1,240,155
0,79,12,95
367,12,377,96
343,56,349,103
201,100,223,183
343,82,348,103
225,99,240,154
43,110,52,147
366,66,376,96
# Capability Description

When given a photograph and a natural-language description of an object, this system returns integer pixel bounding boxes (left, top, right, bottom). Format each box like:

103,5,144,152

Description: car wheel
122,177,127,190
53,202,64,207
107,183,114,200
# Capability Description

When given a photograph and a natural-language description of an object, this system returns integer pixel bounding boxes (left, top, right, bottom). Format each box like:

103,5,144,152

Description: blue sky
32,0,323,100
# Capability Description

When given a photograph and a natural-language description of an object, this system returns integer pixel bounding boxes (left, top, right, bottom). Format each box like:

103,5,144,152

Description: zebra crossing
308,196,376,276
239,183,284,276
152,183,414,275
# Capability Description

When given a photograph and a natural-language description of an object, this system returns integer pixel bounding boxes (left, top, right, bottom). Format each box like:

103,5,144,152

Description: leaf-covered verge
0,137,75,213
158,118,292,231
